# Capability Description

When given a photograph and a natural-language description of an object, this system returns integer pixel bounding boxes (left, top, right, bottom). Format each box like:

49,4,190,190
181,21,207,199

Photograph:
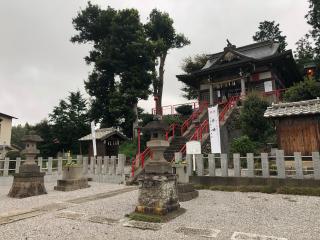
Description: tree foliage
71,3,155,137
240,93,273,143
230,135,257,156
253,20,287,52
283,78,320,102
145,9,190,114
306,0,320,60
180,54,208,100
49,91,90,155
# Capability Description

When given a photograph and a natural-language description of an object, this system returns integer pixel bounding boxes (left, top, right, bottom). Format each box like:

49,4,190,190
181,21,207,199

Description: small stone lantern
135,116,180,215
8,133,47,198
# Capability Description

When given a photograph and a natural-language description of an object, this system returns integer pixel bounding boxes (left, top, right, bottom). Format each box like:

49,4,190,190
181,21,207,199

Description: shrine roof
79,128,128,141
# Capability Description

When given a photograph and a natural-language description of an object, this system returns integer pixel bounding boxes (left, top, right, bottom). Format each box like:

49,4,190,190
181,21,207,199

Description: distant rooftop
264,98,320,118
0,112,17,119
79,128,128,141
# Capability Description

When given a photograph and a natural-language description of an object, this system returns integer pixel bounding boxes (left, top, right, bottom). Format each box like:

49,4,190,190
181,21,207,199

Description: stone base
136,173,180,215
144,161,172,174
8,164,47,198
54,178,90,192
177,183,199,202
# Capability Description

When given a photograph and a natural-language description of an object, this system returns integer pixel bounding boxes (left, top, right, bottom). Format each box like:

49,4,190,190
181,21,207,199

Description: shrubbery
283,78,320,102
119,140,137,158
230,135,257,156
175,105,193,116
163,115,183,125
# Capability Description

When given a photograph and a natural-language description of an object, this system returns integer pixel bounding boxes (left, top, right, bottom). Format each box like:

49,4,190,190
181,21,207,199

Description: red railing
219,96,240,122
131,147,151,177
165,123,177,141
152,101,199,115
180,101,208,136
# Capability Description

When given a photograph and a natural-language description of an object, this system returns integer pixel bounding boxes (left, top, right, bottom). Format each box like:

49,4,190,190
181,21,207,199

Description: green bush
175,105,193,116
230,135,257,156
240,93,274,143
119,140,137,158
163,115,183,126
283,78,320,102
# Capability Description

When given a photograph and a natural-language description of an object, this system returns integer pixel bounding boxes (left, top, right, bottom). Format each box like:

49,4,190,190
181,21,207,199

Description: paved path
0,183,319,239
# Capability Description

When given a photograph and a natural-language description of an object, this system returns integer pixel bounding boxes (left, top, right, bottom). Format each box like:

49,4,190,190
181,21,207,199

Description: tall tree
253,20,287,52
71,3,155,137
294,34,315,74
49,91,90,154
306,0,320,59
180,54,208,100
145,9,190,115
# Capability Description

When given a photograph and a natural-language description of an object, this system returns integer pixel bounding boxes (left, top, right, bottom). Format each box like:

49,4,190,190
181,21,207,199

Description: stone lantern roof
21,134,43,143
142,119,169,133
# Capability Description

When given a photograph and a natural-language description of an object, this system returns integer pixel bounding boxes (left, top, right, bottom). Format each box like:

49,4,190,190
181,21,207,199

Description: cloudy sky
0,0,310,125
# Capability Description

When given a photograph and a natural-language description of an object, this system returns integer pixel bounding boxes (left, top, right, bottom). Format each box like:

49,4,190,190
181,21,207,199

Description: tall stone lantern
8,133,47,198
135,116,180,215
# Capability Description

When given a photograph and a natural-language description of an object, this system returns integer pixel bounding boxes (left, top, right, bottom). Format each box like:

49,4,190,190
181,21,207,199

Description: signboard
91,121,97,157
186,141,201,171
186,141,201,155
208,105,221,153
264,80,273,92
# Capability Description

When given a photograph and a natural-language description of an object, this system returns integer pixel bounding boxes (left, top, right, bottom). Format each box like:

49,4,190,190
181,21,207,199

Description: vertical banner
91,121,97,157
208,105,221,153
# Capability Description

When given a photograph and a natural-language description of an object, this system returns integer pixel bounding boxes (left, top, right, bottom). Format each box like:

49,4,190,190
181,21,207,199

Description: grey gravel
0,184,319,239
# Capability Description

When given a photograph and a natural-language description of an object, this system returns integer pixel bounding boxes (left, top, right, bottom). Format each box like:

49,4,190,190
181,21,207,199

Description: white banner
208,105,221,153
91,121,97,157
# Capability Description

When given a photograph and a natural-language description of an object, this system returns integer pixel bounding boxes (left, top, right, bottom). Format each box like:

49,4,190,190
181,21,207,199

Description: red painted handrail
131,147,151,177
165,123,176,141
219,96,240,122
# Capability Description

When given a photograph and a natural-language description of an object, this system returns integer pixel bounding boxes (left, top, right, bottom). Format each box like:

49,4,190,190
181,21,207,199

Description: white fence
0,154,127,184
180,150,320,180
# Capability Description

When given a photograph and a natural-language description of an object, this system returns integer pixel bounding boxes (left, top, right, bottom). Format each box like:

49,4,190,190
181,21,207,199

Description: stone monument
8,133,47,198
135,116,180,215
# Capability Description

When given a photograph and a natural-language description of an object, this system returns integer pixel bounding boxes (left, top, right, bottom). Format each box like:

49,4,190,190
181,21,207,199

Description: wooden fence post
312,152,320,180
261,153,269,178
58,157,63,175
48,157,53,175
276,150,285,179
15,157,21,173
90,157,95,175
38,157,43,172
3,158,9,176
221,154,228,177
110,156,116,175
96,156,102,175
82,157,88,175
294,152,303,179
103,156,109,174
117,154,125,175
233,153,241,177
208,154,215,176
246,153,254,177
196,154,204,176
186,154,192,176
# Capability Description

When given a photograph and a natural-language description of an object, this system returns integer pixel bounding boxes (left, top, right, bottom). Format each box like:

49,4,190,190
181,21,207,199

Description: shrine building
177,40,301,104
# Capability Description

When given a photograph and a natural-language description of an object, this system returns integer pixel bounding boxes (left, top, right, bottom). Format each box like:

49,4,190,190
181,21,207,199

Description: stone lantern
8,133,47,198
135,116,180,215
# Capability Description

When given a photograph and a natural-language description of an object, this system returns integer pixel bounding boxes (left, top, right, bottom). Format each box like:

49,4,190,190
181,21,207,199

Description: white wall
0,117,13,146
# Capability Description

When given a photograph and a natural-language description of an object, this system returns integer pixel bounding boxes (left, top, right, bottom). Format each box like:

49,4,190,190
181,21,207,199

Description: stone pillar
117,154,125,175
276,150,285,179
233,153,241,177
312,152,320,180
294,152,303,179
261,153,269,178
196,154,204,176
96,156,102,175
110,156,116,175
221,154,228,177
174,152,182,164
102,156,109,174
186,154,192,176
15,158,21,174
246,153,254,177
208,154,216,176
82,157,88,175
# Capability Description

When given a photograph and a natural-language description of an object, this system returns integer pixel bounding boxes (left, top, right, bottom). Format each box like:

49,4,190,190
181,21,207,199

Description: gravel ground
0,185,320,240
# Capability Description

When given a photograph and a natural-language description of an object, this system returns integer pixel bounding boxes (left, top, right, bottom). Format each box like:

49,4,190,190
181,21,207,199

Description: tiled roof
79,128,127,141
0,112,17,119
264,98,320,118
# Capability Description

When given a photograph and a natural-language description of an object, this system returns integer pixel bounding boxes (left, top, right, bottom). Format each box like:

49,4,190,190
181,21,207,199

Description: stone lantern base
8,164,47,198
135,172,180,215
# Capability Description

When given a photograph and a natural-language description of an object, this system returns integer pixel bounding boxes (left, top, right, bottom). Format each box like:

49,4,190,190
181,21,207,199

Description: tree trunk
155,53,167,116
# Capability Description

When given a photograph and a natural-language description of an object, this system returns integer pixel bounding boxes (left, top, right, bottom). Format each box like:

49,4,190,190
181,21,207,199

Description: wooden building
264,98,320,155
79,128,128,157
177,40,301,104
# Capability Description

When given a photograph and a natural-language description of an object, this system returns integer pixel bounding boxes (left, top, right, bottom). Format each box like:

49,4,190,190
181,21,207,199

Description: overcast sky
0,0,310,125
